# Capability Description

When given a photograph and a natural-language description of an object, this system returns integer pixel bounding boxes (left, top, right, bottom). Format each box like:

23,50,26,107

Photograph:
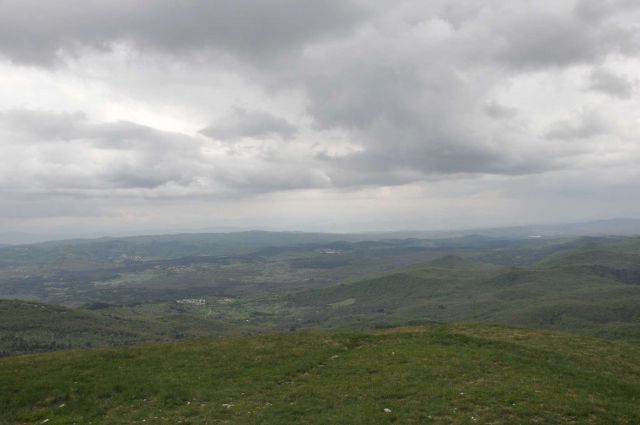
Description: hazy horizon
2,216,640,245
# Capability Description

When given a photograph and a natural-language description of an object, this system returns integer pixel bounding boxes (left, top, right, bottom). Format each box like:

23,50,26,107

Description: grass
1,324,640,424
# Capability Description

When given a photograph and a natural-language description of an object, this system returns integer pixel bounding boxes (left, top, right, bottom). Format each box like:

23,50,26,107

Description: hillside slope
1,325,639,424
283,240,640,339
0,300,241,356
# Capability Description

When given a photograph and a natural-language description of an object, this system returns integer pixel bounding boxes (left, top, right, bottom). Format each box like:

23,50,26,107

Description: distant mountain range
407,218,640,239
2,218,640,246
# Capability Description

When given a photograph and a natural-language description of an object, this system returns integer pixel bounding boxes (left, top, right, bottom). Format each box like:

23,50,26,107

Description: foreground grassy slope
0,300,243,356
1,325,640,424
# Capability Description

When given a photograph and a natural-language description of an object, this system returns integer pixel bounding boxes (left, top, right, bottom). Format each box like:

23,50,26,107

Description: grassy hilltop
2,324,640,424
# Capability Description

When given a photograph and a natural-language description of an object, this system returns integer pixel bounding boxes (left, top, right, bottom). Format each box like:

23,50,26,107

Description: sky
1,0,640,236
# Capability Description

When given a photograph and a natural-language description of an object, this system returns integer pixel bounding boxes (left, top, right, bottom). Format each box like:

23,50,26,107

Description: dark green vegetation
2,230,640,423
2,325,640,424
0,299,245,356
0,233,457,306
2,232,640,355
278,237,640,340
0,231,600,307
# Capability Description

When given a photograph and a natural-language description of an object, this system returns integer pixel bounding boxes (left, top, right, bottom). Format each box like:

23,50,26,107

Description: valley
2,232,640,356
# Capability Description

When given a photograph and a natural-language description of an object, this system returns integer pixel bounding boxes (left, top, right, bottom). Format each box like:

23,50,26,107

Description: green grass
1,324,640,424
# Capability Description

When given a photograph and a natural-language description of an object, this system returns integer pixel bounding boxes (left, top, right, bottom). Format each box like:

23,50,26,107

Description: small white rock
383,408,392,413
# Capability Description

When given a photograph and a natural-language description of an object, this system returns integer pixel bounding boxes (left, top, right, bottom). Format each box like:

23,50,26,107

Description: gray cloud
4,0,635,72
298,13,545,180
495,13,600,69
0,110,200,192
575,0,640,23
490,4,640,69
199,108,297,141
0,109,328,196
0,0,364,66
546,110,610,140
0,109,86,140
290,1,639,182
588,67,634,99
1,0,640,233
484,102,518,119
3,0,638,191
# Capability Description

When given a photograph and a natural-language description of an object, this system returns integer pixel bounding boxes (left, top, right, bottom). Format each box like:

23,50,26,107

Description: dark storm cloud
0,0,365,65
199,108,297,141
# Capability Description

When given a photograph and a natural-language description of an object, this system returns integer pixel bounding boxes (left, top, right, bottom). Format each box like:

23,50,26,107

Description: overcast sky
1,0,640,236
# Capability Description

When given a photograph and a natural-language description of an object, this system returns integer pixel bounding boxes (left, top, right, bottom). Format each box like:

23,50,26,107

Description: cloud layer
0,0,364,65
1,0,640,232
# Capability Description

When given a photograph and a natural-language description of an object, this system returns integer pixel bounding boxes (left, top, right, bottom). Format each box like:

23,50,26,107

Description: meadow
2,324,640,424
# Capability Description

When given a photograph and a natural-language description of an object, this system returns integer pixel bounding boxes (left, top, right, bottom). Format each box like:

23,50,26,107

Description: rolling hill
2,233,640,423
2,235,640,357
0,300,243,356
279,238,640,339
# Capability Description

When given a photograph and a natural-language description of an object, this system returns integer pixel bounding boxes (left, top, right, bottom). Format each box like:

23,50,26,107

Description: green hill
3,236,640,356
1,325,639,424
283,239,640,339
541,236,640,268
0,231,376,270
0,300,242,356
